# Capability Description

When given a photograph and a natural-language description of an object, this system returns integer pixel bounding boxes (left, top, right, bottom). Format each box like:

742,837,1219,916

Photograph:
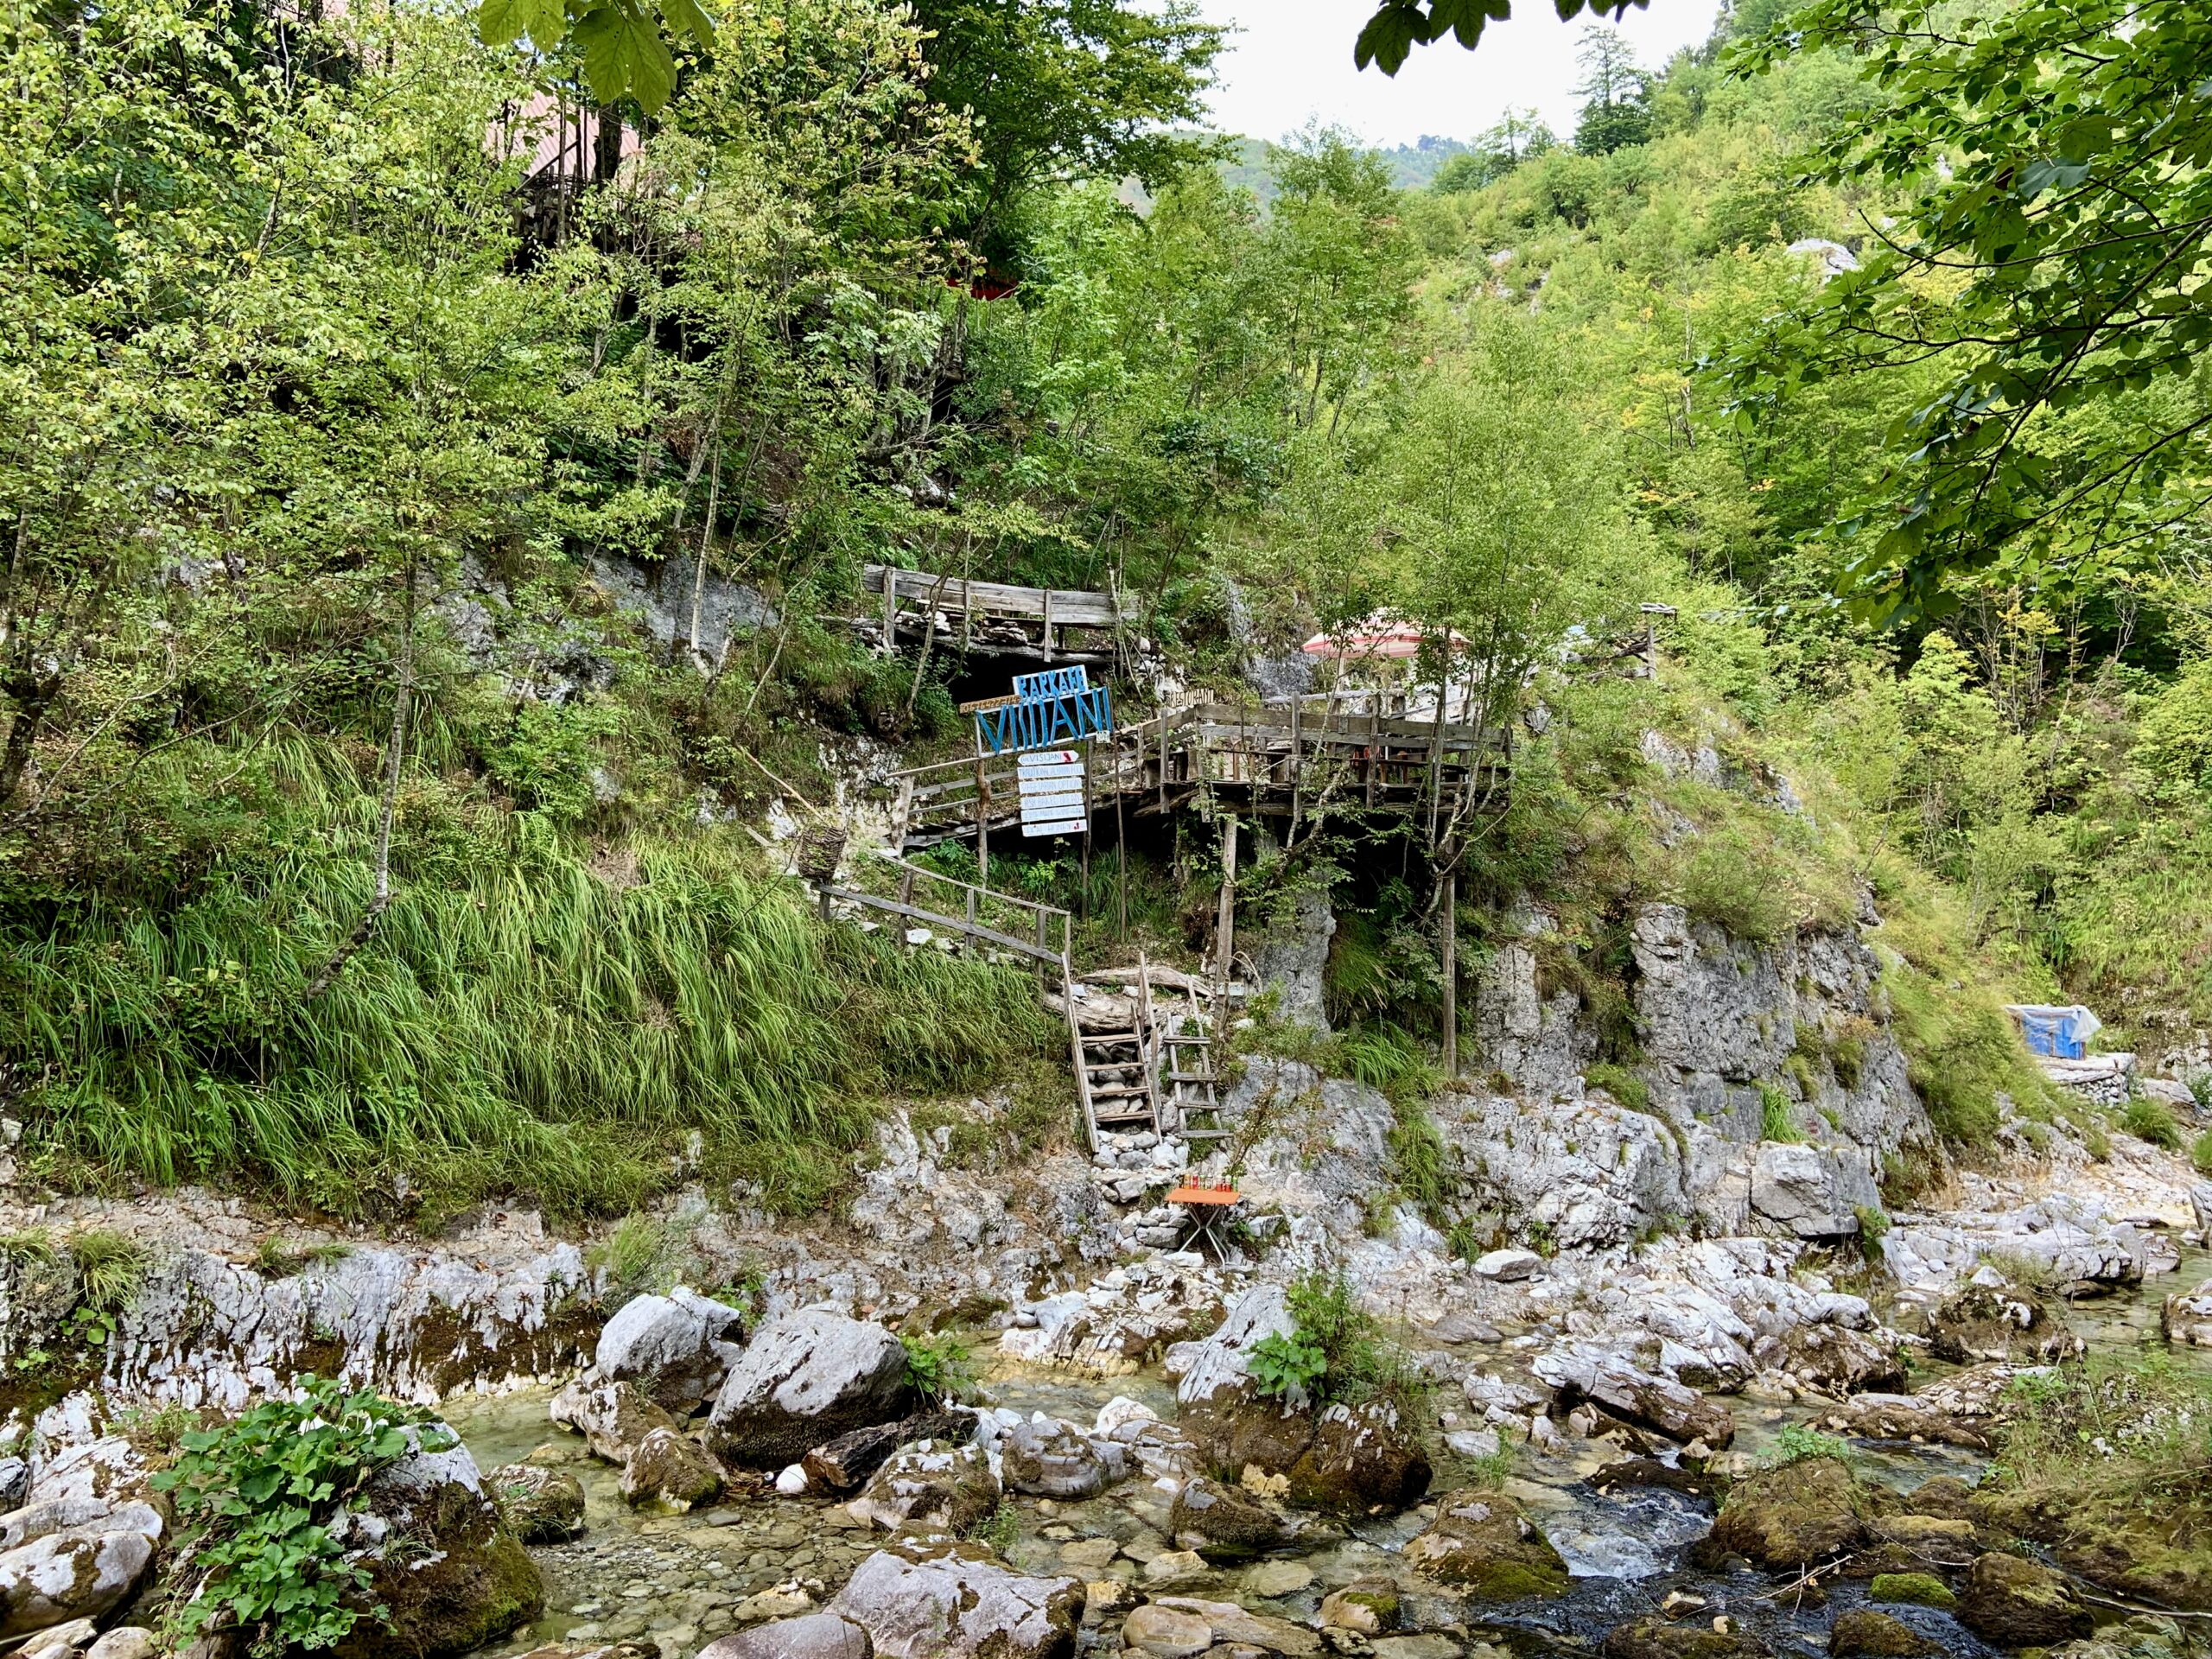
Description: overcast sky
1195,0,1726,149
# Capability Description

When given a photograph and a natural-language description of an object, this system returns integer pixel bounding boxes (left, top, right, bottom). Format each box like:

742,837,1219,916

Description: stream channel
447,1252,2212,1659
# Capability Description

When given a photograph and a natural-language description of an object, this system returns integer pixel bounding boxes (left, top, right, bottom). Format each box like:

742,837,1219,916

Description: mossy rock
1958,1552,2093,1647
1831,1610,1936,1658
1980,1484,2212,1609
1869,1572,1957,1612
1185,1395,1430,1517
1702,1458,1868,1572
1401,1490,1570,1600
1601,1616,1769,1659
336,1478,543,1659
1169,1475,1300,1560
1926,1284,2078,1366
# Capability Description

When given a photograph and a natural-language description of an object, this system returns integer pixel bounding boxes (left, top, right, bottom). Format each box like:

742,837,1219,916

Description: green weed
2120,1097,2181,1149
1758,1423,1853,1469
1758,1083,1803,1142
899,1332,975,1406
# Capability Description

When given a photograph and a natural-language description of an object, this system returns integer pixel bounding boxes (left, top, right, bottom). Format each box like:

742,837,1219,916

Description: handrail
820,887,1069,966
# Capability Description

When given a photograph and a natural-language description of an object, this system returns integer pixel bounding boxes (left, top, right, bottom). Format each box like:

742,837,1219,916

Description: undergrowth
1247,1268,1426,1416
3,767,1054,1218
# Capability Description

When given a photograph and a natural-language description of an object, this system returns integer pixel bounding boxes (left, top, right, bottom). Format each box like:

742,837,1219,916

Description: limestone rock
1959,1553,2092,1647
1318,1577,1400,1634
1532,1347,1736,1446
619,1426,724,1510
1750,1142,1873,1239
1149,1596,1320,1656
709,1310,915,1468
1120,1604,1212,1659
850,1440,999,1537
1473,1249,1541,1281
488,1464,586,1542
1000,1414,1127,1499
594,1288,745,1413
696,1613,873,1659
1756,1323,1904,1396
550,1379,678,1465
802,1410,972,1494
25,1440,147,1508
824,1548,1083,1659
1701,1458,1865,1571
0,1522,157,1640
1168,1476,1300,1560
2162,1284,2212,1348
1927,1284,2080,1365
1402,1490,1570,1600
330,1433,542,1659
85,1629,155,1659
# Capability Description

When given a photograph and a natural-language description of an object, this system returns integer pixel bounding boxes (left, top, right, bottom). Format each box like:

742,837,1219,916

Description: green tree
1572,26,1650,154
1723,0,2212,620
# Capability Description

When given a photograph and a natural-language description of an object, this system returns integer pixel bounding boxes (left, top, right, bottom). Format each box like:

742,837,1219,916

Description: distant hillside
1217,133,1472,207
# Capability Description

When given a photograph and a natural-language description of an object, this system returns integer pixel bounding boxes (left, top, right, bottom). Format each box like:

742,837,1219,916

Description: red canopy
1301,615,1466,660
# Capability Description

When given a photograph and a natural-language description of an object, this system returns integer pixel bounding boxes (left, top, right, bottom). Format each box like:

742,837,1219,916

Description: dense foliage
3,0,2208,1218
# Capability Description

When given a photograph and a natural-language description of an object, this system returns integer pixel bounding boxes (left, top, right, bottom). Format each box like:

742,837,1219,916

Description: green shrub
153,1376,453,1656
2191,1129,2212,1177
2120,1097,2181,1149
1585,1062,1649,1113
1387,1097,1452,1228
1758,1083,1803,1142
899,1332,974,1406
1247,1269,1423,1414
1758,1422,1852,1469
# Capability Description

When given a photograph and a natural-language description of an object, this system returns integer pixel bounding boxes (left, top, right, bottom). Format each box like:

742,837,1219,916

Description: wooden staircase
1070,957,1231,1154
1158,976,1228,1146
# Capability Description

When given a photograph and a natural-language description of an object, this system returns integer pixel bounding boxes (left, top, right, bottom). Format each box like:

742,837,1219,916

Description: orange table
1166,1182,1242,1256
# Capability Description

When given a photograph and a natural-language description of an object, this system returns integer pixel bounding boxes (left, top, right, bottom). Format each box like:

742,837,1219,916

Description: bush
153,1376,454,1656
2120,1097,2181,1149
899,1332,974,1405
1247,1269,1424,1414
1758,1422,1852,1469
2191,1129,2212,1177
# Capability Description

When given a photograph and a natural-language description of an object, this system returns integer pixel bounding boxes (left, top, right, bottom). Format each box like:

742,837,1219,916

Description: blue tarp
2005,1004,2101,1059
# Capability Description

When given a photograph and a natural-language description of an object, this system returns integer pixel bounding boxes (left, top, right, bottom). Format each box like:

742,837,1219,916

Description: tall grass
2,744,1053,1217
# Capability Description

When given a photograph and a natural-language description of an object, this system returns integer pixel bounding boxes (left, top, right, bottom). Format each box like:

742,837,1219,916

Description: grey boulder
697,1612,872,1659
594,1288,746,1414
825,1549,1083,1659
0,1512,159,1639
709,1310,914,1467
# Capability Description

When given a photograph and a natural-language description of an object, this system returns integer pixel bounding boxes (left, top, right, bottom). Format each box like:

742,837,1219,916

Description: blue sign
1013,665,1090,703
976,684,1114,754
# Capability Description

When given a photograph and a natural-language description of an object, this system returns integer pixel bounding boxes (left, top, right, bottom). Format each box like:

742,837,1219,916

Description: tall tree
1572,26,1650,154
1722,0,2212,621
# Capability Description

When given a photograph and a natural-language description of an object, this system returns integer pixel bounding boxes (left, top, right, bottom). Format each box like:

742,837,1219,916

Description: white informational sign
1016,749,1087,837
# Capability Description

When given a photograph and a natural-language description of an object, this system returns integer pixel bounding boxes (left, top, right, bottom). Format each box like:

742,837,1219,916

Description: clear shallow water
448,1255,2207,1658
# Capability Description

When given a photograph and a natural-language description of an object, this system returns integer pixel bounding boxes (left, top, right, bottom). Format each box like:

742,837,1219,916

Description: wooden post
1158,715,1168,813
1079,738,1093,914
1115,760,1128,941
1035,909,1049,995
880,570,898,658
974,730,989,889
1214,815,1239,983
1041,588,1054,663
1440,870,1458,1079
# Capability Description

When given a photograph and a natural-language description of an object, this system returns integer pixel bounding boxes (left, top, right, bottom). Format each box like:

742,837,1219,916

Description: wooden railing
823,856,1071,976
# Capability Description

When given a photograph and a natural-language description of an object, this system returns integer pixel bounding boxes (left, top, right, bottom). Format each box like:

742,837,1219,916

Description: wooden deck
880,698,1510,848
855,565,1122,664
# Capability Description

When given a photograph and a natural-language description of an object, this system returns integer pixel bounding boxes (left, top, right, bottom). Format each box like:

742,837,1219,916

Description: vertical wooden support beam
880,571,898,658
1158,715,1168,813
1035,909,1049,995
1079,739,1093,912
1440,870,1458,1079
974,730,989,889
1214,815,1239,983
1115,765,1128,941
1041,588,1054,663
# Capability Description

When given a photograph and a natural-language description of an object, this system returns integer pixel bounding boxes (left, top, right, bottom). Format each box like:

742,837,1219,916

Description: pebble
1242,1560,1315,1598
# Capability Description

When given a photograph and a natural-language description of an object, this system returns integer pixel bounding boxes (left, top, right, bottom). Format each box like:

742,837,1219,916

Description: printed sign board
1013,665,1090,703
1017,750,1087,837
975,683,1113,754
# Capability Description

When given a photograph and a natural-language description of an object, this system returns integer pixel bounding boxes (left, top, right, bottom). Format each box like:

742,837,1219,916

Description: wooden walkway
808,856,1230,1154
879,698,1509,849
855,565,1122,664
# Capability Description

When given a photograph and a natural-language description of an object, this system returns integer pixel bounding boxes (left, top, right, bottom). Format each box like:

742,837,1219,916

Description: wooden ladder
1159,974,1228,1146
1070,958,1163,1153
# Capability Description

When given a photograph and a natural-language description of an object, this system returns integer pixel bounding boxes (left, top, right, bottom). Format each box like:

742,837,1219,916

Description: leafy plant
1758,1423,1853,1470
1247,1269,1422,1415
1758,1084,1804,1143
153,1376,454,1656
2191,1129,2212,1178
899,1332,974,1406
2120,1097,2181,1150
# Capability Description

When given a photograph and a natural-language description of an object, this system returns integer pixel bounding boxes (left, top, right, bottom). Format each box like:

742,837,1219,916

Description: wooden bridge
854,565,1122,664
877,698,1510,850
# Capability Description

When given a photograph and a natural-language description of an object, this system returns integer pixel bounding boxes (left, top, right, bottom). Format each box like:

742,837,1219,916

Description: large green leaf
573,0,679,112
